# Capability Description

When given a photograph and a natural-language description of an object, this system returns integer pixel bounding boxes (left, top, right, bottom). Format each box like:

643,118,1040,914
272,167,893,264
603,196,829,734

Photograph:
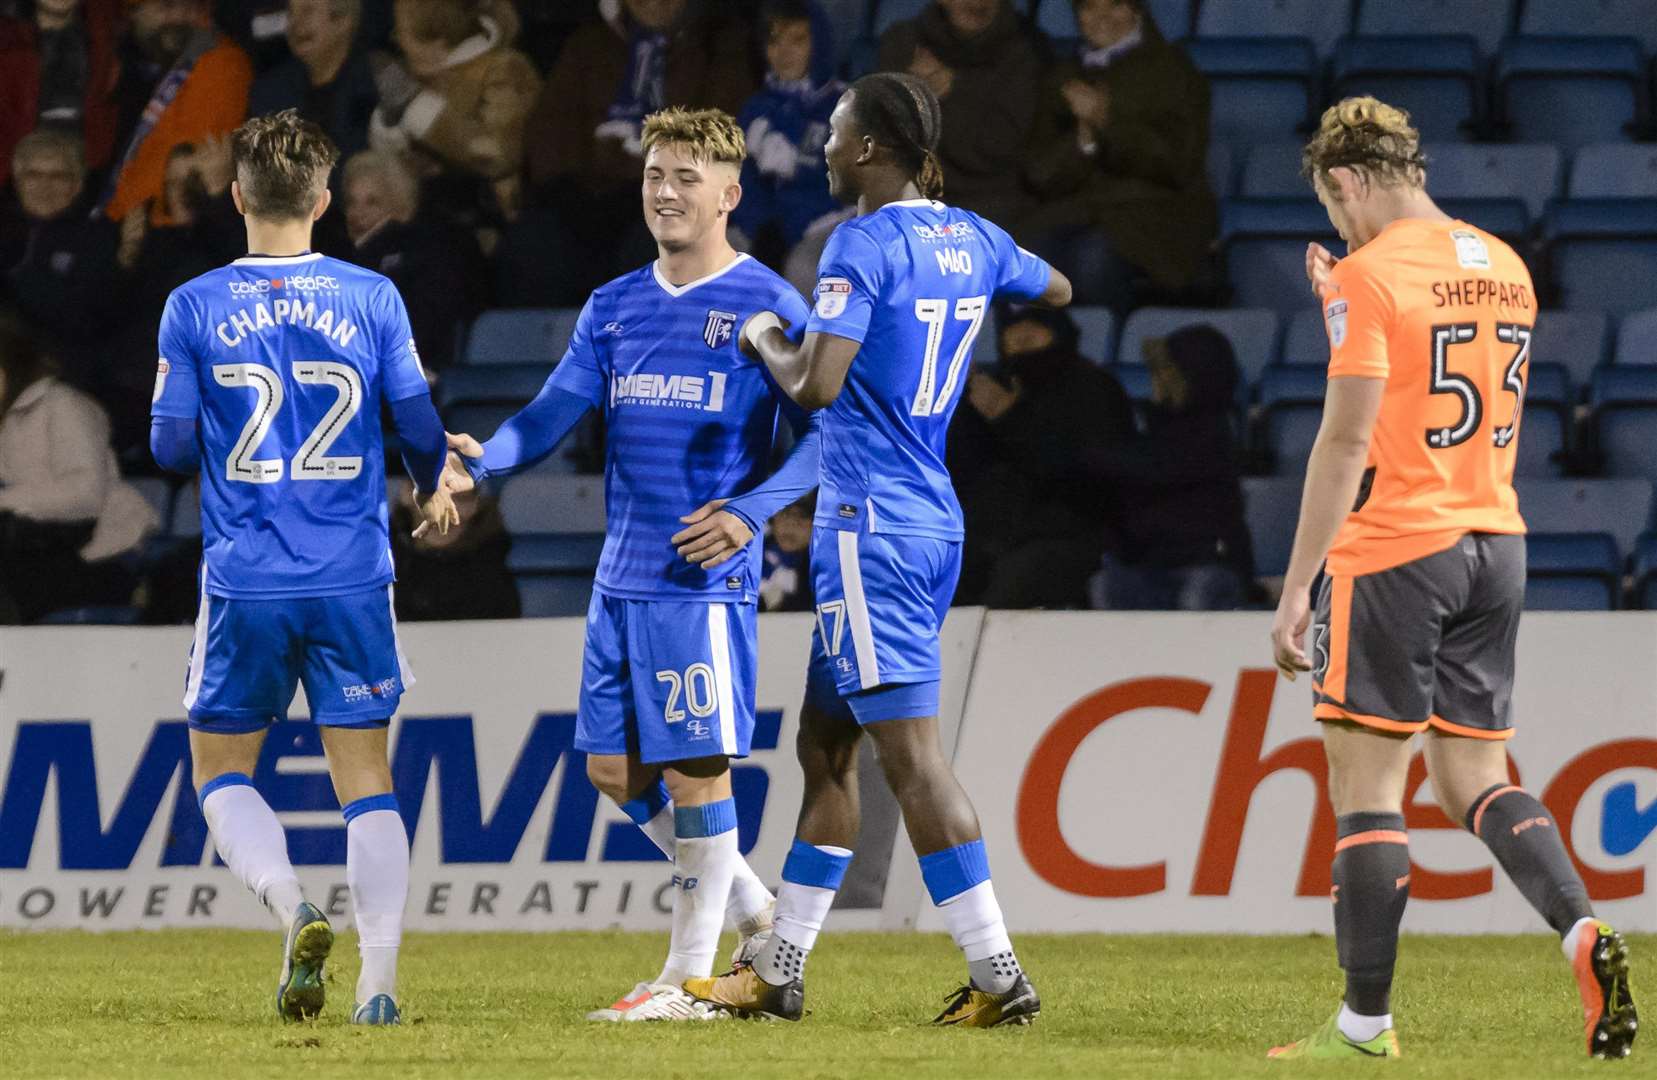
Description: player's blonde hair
232,109,340,221
641,107,747,169
1301,96,1427,192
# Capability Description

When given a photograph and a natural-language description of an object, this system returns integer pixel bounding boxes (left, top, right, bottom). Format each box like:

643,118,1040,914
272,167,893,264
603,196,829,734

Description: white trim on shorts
836,530,881,690
183,563,210,710
388,585,415,691
707,602,737,755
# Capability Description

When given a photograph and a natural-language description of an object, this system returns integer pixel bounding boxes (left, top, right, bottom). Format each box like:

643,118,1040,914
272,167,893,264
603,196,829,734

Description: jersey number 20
213,361,364,484
910,295,987,416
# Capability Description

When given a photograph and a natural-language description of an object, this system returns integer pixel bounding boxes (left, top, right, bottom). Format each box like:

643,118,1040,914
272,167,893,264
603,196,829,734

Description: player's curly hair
1301,96,1427,191
641,107,747,168
848,72,945,199
231,109,339,221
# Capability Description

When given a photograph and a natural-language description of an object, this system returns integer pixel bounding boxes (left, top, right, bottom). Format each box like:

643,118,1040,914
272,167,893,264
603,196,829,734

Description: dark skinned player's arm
750,266,1074,411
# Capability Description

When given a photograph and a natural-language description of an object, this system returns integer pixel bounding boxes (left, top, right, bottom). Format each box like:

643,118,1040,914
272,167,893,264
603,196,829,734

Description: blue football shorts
575,592,757,765
184,583,411,733
805,525,962,725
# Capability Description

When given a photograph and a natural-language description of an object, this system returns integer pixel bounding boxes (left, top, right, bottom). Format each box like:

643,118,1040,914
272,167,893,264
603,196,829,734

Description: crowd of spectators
0,0,1240,624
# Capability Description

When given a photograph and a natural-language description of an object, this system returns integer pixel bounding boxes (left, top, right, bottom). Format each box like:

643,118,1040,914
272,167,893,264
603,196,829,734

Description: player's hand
1270,585,1313,681
967,372,1021,421
439,450,474,494
672,499,754,570
412,482,461,540
1306,242,1338,299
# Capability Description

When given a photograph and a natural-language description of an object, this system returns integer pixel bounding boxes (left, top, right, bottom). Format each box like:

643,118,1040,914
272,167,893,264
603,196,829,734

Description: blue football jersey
548,254,811,602
804,199,1052,539
152,252,432,599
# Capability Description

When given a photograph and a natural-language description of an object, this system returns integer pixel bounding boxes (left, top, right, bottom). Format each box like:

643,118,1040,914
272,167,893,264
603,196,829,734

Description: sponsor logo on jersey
684,718,711,740
703,309,737,350
603,321,626,334
726,576,742,590
815,277,852,319
610,371,728,412
911,222,975,243
152,358,170,403
1324,299,1348,348
342,677,399,704
1451,229,1490,270
226,274,341,297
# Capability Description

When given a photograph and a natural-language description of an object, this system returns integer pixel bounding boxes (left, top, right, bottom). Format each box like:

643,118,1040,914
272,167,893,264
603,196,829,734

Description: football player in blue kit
439,108,819,1022
149,111,457,1026
685,73,1072,1027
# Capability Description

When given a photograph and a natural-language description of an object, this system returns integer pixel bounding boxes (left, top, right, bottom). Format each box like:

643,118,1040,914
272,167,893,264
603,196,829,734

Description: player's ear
721,179,742,216
312,186,332,222
857,135,876,166
230,180,245,216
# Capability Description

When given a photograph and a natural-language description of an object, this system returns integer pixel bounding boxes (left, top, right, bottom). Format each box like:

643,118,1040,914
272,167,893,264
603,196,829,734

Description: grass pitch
4,929,1650,1079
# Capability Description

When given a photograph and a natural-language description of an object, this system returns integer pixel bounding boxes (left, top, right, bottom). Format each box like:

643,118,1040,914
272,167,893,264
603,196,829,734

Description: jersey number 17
909,295,988,416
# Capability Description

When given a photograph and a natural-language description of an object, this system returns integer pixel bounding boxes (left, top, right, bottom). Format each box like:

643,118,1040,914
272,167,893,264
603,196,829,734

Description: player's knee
585,755,634,804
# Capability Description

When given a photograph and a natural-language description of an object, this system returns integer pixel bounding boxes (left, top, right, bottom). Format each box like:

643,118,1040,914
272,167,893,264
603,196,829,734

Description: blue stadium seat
872,0,927,36
1196,0,1353,57
1207,141,1235,198
1033,0,1077,44
170,481,201,538
1329,35,1481,142
1240,142,1307,198
1516,477,1654,556
817,0,871,65
1615,309,1657,365
506,533,606,575
1497,37,1644,151
1569,143,1657,199
1424,142,1562,221
464,309,580,367
1355,0,1515,58
1242,476,1305,576
1592,367,1657,484
1185,38,1317,146
1633,533,1657,608
437,365,549,409
1592,365,1657,405
515,575,594,619
1144,0,1193,39
1527,361,1572,411
1514,407,1568,477
1220,199,1343,314
1520,0,1657,54
1530,309,1609,395
1069,306,1118,364
1524,532,1621,610
499,473,607,534
1257,365,1327,474
129,477,173,536
1434,197,1530,242
1546,199,1657,315
1117,307,1280,390
1281,309,1328,365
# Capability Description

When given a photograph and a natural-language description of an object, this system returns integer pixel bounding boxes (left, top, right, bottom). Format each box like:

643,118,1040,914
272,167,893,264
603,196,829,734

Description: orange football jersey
1322,217,1531,576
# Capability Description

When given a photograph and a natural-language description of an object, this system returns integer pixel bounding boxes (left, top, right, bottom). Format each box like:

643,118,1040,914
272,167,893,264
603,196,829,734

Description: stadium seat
1516,477,1653,556
1241,476,1305,576
1546,199,1657,315
1433,197,1530,243
1206,141,1235,198
499,473,606,534
1117,307,1279,390
1424,142,1562,221
1185,38,1317,146
1524,532,1621,610
1514,407,1569,477
1144,0,1193,39
1615,309,1657,365
515,575,594,619
1033,0,1077,45
1329,35,1481,142
1355,0,1515,58
1633,533,1657,608
1257,365,1326,474
1220,199,1343,314
1519,0,1657,54
1069,306,1118,364
1497,37,1644,151
872,0,927,36
1530,309,1609,394
1569,143,1657,199
463,308,580,367
1239,142,1307,198
1281,309,1329,366
816,0,870,65
436,365,549,409
1195,0,1353,57
506,533,606,575
1591,367,1657,484
129,477,173,536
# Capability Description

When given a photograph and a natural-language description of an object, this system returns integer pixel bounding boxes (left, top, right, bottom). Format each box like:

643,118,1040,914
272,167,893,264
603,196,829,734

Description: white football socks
344,796,409,1004
658,800,740,987
754,843,853,986
937,880,1020,993
1338,1002,1393,1042
199,774,304,926
632,793,774,932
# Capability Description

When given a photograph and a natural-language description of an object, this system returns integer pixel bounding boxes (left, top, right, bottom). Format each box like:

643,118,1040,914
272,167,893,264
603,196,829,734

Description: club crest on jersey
1325,299,1348,348
816,277,852,319
1452,229,1490,270
704,309,737,350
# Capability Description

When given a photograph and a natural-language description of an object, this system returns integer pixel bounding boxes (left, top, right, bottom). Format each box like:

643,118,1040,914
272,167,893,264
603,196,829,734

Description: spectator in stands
523,0,756,285
1023,0,1216,310
369,0,541,239
0,309,157,623
877,0,1042,229
343,148,488,371
0,130,120,391
389,482,520,620
1085,324,1252,611
759,494,814,611
951,304,1135,608
103,0,251,224
248,0,379,160
0,0,121,187
730,0,842,273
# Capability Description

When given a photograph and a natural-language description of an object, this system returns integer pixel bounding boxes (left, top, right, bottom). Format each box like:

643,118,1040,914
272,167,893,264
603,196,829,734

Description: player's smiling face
823,93,863,204
641,142,739,252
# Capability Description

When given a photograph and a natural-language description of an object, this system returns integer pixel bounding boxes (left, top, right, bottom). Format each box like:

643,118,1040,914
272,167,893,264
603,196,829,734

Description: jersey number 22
214,361,364,484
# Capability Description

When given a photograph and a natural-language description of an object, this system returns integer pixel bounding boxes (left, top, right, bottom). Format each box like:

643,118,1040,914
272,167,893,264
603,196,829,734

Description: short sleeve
773,281,812,345
1323,261,1393,380
986,219,1051,303
805,223,882,344
546,297,606,405
152,290,202,419
376,281,432,403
